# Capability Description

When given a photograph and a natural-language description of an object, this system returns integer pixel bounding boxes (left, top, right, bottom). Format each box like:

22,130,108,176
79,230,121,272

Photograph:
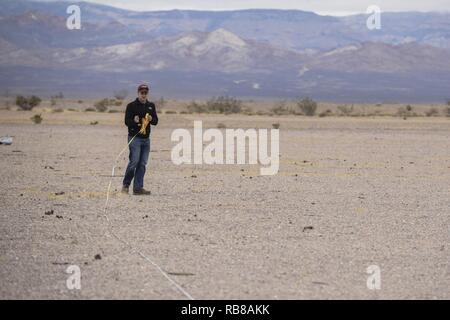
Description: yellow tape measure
139,113,150,135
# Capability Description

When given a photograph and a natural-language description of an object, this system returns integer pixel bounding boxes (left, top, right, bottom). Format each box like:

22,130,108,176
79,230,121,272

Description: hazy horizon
31,0,450,16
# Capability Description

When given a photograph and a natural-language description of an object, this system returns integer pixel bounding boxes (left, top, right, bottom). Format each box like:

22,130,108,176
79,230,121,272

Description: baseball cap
137,84,149,92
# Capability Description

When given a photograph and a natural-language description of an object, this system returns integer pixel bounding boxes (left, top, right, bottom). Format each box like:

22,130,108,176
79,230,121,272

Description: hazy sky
39,0,450,15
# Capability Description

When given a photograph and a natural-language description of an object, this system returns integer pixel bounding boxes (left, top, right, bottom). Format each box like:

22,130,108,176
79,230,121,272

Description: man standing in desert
122,84,158,195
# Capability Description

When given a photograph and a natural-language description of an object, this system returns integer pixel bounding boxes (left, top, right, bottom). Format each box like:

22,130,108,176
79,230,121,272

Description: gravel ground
0,112,449,299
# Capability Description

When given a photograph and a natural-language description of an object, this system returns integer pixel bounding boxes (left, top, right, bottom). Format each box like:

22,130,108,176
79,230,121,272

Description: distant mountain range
0,0,449,102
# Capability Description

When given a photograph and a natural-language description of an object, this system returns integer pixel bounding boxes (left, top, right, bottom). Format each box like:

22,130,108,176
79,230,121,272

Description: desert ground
0,102,449,299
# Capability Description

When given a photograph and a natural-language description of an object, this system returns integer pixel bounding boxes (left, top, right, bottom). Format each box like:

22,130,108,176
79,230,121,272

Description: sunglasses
139,91,149,95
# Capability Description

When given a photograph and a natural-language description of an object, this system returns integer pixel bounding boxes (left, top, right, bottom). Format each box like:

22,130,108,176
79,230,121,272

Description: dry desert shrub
337,105,354,116
50,92,64,106
319,109,333,117
94,98,123,112
155,97,166,109
425,107,439,117
31,114,42,124
241,106,254,115
397,106,410,118
186,96,243,114
270,100,295,115
94,98,110,112
206,96,243,114
186,101,208,113
397,105,420,118
296,97,317,116
445,107,450,117
16,95,41,111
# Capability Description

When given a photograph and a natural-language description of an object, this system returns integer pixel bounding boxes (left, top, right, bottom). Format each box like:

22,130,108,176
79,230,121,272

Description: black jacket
124,98,158,138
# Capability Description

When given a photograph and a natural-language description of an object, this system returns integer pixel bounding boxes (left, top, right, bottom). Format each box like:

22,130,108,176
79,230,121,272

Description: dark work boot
133,188,151,195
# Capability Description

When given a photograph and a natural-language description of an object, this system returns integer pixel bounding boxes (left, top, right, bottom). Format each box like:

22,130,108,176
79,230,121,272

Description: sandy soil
0,110,449,299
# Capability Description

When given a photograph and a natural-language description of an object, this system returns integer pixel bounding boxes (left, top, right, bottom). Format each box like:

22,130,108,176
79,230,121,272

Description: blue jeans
123,135,150,191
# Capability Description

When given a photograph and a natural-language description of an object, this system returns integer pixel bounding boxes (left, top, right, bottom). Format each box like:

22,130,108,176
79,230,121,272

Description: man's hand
134,115,140,123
